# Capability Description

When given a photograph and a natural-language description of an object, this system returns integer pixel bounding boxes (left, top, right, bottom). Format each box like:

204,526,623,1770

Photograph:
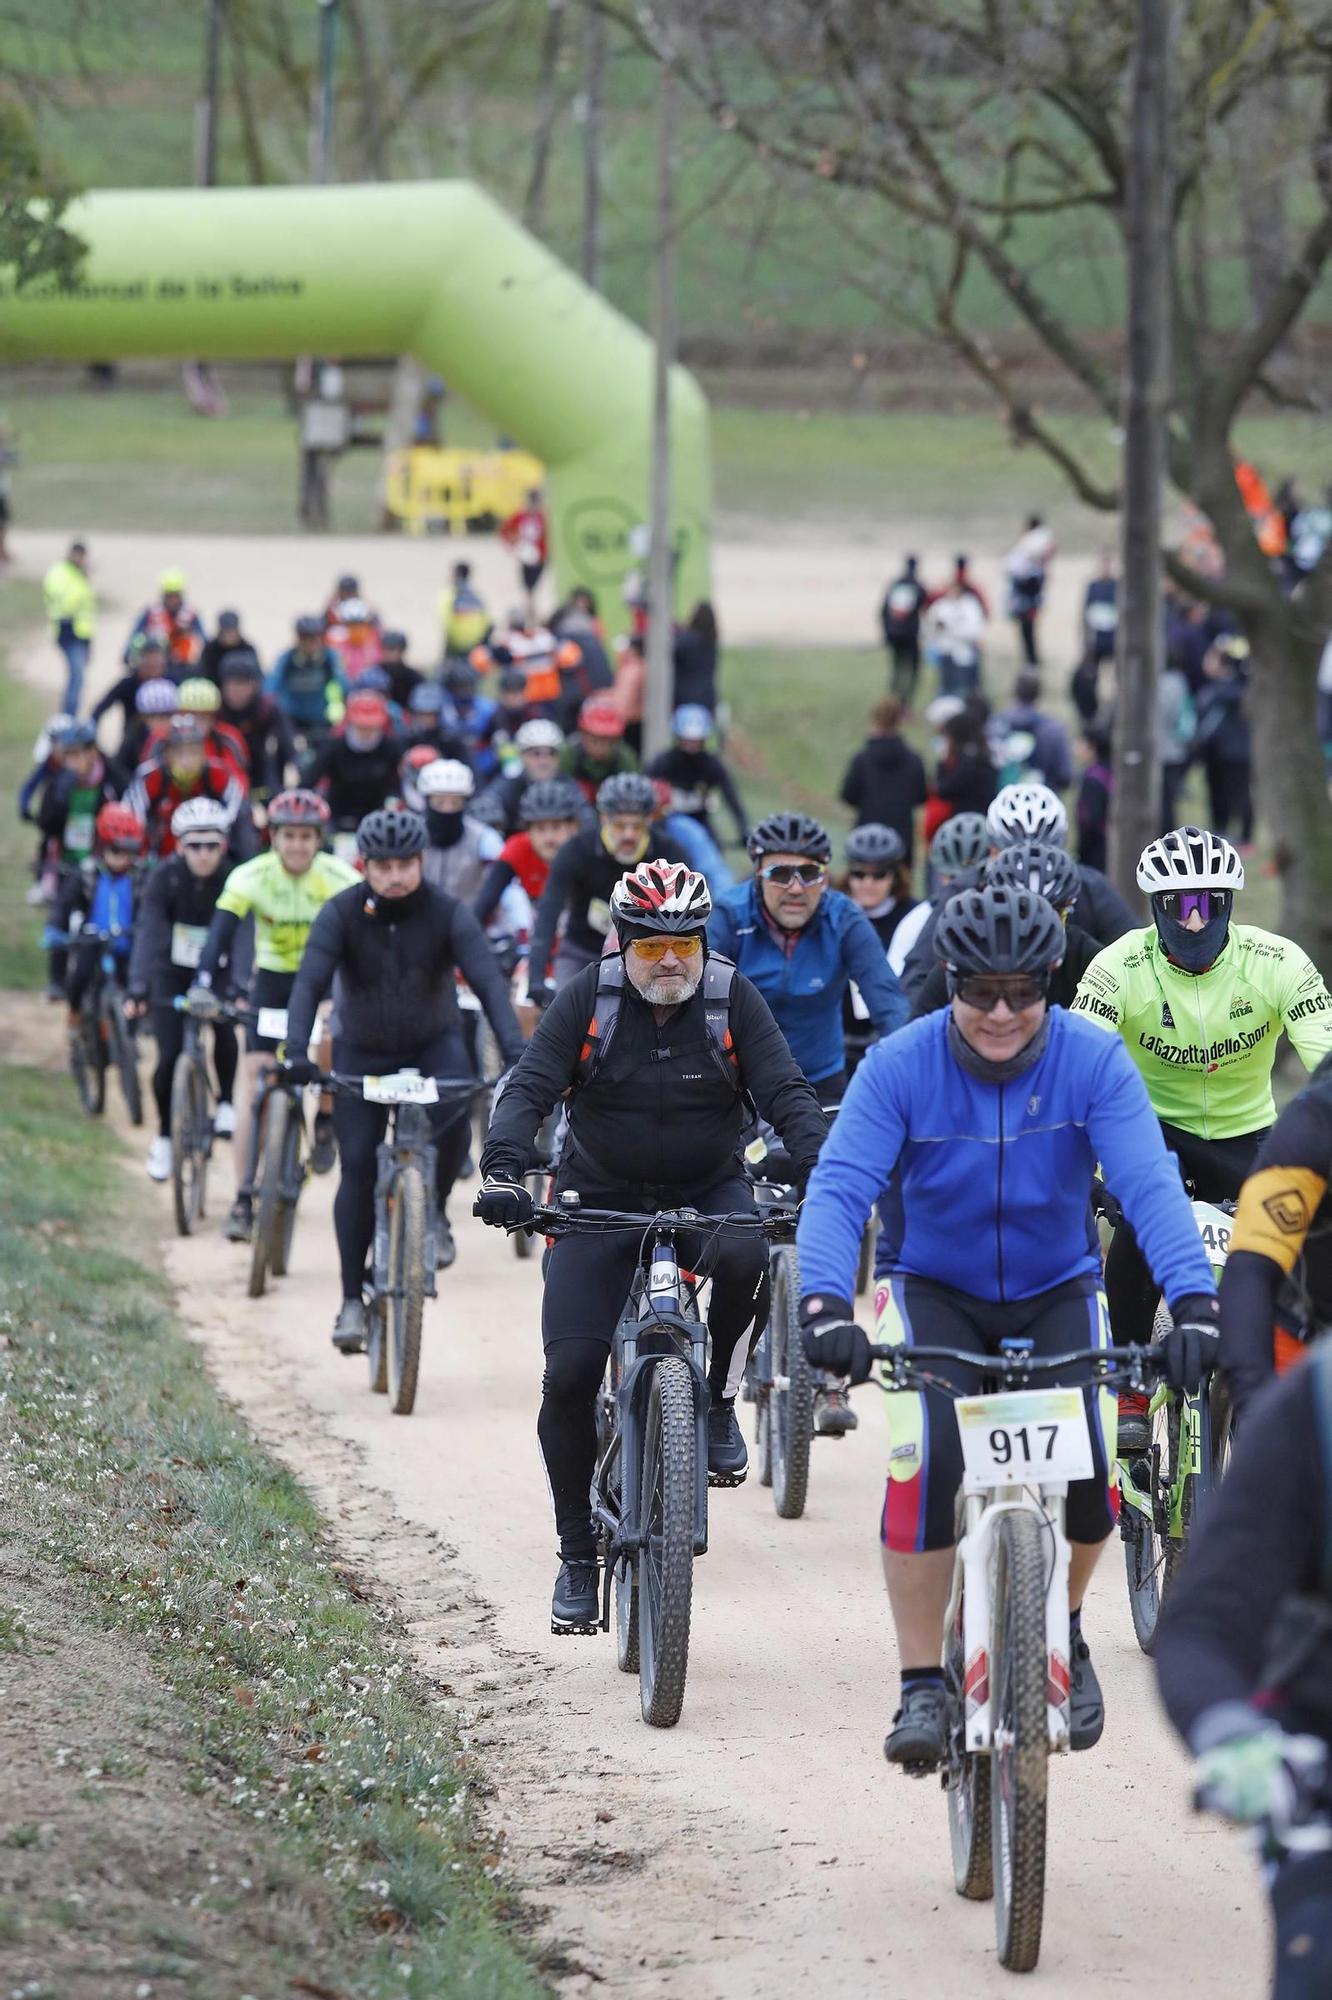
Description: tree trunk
1239,582,1332,977
523,0,566,236
580,0,605,289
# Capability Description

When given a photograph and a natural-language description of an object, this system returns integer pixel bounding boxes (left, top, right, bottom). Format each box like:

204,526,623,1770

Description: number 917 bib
955,1388,1093,1492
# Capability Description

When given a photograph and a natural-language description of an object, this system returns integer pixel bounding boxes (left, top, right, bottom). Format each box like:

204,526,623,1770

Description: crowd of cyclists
19,548,1332,1994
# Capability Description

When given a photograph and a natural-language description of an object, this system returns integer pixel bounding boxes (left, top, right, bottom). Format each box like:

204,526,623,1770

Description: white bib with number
956,1387,1093,1492
256,1007,288,1042
64,812,94,854
362,1071,439,1105
586,897,612,936
170,922,208,970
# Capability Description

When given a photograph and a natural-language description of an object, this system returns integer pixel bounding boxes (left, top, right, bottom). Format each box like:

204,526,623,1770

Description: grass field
0,580,51,988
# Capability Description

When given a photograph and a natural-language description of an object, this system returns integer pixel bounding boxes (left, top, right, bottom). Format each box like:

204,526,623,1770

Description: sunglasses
625,934,703,964
1157,890,1230,924
950,973,1050,1012
758,862,827,888
180,838,226,854
847,867,891,883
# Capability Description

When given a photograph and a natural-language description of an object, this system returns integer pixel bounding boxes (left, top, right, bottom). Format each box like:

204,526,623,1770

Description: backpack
575,951,742,1095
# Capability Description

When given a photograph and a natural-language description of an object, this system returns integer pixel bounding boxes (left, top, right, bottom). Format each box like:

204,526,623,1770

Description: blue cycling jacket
798,1007,1216,1307
89,870,135,959
707,880,907,1084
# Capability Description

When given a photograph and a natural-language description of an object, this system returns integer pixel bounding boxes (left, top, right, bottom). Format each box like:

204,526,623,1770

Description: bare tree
524,0,568,235
609,0,1332,970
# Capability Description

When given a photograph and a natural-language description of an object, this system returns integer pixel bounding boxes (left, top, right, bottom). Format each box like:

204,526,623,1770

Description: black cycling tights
539,1172,769,1559
1271,1850,1332,1999
150,1004,237,1140
330,1033,470,1301
1104,1120,1268,1343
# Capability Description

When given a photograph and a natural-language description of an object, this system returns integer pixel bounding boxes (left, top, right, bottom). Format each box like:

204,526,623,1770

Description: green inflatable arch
0,181,712,619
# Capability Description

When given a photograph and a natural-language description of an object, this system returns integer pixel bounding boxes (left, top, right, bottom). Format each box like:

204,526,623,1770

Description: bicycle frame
371,1101,441,1306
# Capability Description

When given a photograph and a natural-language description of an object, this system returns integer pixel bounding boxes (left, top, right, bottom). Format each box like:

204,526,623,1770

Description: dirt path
6,570,1264,1997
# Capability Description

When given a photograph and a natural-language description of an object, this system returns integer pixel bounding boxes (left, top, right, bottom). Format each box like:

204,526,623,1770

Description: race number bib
170,923,208,970
332,830,360,863
586,897,612,937
256,1007,288,1042
363,1072,439,1105
63,813,94,855
956,1388,1093,1492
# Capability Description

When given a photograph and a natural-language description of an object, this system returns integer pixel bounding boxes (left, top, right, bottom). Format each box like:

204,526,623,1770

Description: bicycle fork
952,1491,1075,1756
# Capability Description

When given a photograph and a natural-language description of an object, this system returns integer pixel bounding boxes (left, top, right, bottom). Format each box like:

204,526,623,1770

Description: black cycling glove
799,1292,873,1383
474,1177,535,1229
1162,1291,1221,1392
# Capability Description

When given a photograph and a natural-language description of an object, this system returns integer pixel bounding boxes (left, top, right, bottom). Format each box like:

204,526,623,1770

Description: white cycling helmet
417,757,476,800
171,797,232,842
1137,824,1245,895
610,857,713,937
987,782,1068,850
514,718,563,752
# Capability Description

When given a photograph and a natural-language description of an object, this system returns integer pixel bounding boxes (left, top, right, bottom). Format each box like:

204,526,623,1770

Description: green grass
0,579,50,987
0,1060,547,1999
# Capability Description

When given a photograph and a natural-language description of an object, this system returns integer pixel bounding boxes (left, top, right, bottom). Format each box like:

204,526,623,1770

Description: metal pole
1112,0,1173,905
313,0,341,184
195,0,226,187
644,62,677,766
581,0,606,290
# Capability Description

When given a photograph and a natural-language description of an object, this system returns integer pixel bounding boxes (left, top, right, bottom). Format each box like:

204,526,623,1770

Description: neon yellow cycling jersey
216,849,360,974
1071,923,1332,1138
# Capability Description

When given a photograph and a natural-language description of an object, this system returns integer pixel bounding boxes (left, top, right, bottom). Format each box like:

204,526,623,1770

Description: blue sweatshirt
707,880,907,1084
798,1007,1216,1308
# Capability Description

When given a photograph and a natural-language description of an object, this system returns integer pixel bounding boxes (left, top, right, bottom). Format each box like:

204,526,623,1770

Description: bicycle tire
752,1323,774,1488
72,1014,106,1118
367,1298,389,1394
1122,1500,1164,1654
636,1355,695,1728
770,1247,812,1520
271,1102,303,1277
169,1053,209,1236
990,1509,1049,1973
248,1091,287,1299
107,998,143,1127
614,1555,640,1675
387,1166,426,1415
946,1616,993,1900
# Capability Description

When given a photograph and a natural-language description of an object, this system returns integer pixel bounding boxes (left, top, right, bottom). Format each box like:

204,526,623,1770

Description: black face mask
1153,905,1232,974
364,881,427,924
427,807,465,850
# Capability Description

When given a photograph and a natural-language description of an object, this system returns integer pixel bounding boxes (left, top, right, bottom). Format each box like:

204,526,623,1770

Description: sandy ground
8,524,1097,665
5,566,1267,1998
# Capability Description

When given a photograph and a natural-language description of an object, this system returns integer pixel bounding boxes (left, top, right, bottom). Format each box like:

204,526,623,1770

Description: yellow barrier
383,444,546,536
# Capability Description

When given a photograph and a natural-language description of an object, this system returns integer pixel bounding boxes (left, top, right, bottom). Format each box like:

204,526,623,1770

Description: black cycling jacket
528,823,688,975
303,734,404,826
482,955,828,1194
128,853,234,1003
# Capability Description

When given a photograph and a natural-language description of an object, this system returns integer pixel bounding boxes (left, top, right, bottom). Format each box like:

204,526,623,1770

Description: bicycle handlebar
520,1200,799,1242
173,993,254,1024
309,1069,497,1100
868,1340,1167,1397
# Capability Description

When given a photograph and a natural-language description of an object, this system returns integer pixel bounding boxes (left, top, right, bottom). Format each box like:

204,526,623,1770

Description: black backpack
575,951,741,1095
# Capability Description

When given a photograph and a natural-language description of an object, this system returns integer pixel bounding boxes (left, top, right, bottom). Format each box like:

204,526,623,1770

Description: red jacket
144,718,250,790
124,752,245,857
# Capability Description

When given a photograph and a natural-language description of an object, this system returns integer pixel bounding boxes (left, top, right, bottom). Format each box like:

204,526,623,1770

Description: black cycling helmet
747,811,832,865
295,614,324,639
929,811,989,878
218,645,262,681
985,839,1081,915
596,771,656,818
845,822,905,869
935,885,1067,977
444,661,479,697
356,807,428,860
521,776,584,824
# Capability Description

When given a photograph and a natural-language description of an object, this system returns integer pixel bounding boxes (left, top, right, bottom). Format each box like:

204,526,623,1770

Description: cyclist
439,661,501,780
199,608,256,686
126,568,205,673
528,772,687,1000
897,810,991,1005
216,649,298,802
55,801,145,1037
34,721,120,875
706,812,908,1104
1156,1352,1332,1998
797,884,1221,1769
305,690,402,832
91,631,171,753
189,790,360,1242
560,697,638,803
417,758,511,909
1072,825,1332,1450
841,823,929,975
910,841,1097,1016
472,777,584,948
125,799,238,1182
283,807,525,1338
403,681,470,764
476,858,829,1630
266,617,347,750
125,715,249,861
109,677,178,789
987,781,1134,944
647,706,749,850
477,718,565,835
375,630,422,713
144,676,250,790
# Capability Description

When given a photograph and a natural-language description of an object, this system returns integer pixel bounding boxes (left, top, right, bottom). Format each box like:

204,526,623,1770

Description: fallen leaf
303,1744,325,1761
233,1686,254,1709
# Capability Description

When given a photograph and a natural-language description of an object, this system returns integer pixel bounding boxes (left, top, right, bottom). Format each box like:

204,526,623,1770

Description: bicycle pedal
550,1619,600,1638
707,1469,747,1489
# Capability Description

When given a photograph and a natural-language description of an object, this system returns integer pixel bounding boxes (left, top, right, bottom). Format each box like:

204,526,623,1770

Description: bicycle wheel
614,1555,639,1674
636,1355,695,1728
770,1248,812,1520
946,1608,993,1900
367,1296,389,1395
387,1166,426,1415
72,1013,106,1117
106,998,143,1127
751,1322,774,1488
169,1053,209,1236
990,1509,1049,1972
271,1102,303,1277
248,1091,288,1299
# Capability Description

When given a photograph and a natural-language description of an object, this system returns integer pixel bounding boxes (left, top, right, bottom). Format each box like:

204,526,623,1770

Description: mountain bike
868,1335,1163,1972
504,1196,797,1728
169,993,250,1237
1116,1192,1234,1654
744,1162,812,1517
48,926,143,1126
245,1065,310,1299
316,1069,489,1414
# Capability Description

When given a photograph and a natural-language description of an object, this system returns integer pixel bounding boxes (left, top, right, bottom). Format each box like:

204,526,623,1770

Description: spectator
1159,658,1196,832
499,487,549,615
1075,721,1113,874
439,560,491,660
1195,633,1254,846
608,635,647,757
1081,551,1120,667
672,601,720,712
0,420,18,566
879,554,929,704
838,697,928,864
199,609,257,686
923,701,996,844
42,539,96,715
992,669,1074,793
1003,513,1056,668
923,572,987,697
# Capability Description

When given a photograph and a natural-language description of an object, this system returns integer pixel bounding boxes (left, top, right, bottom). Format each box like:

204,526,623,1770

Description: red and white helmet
610,857,712,939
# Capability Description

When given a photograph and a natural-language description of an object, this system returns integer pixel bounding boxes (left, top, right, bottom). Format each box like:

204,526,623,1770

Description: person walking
992,669,1075,793
1003,514,1056,670
43,539,96,715
1195,634,1254,848
879,555,929,704
922,575,986,698
838,698,928,864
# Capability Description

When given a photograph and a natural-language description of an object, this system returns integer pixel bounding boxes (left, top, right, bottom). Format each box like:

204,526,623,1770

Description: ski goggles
1156,889,1231,924
624,933,704,964
758,862,827,888
948,971,1050,1012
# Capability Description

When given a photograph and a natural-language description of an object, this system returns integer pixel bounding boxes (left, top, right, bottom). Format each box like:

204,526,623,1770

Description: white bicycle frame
948,1482,1074,1756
